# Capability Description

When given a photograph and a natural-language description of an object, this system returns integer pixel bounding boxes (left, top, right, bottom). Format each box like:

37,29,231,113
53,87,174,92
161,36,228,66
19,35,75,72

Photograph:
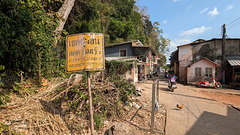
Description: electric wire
226,16,240,27
225,16,240,38
195,15,240,39
198,27,221,39
227,21,240,30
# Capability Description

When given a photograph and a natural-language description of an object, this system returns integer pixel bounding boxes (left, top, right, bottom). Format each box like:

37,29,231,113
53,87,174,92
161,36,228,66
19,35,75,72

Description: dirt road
158,75,240,135
137,74,240,135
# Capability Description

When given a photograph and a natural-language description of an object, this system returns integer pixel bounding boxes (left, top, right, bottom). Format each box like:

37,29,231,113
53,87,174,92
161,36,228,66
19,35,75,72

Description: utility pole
222,24,226,83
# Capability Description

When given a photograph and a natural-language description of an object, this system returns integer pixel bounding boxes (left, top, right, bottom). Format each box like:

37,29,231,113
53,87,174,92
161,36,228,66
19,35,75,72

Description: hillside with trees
0,0,169,134
1,0,169,77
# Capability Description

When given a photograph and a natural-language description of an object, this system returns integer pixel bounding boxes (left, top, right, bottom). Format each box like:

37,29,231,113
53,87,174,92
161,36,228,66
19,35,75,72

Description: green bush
0,0,65,81
93,114,103,130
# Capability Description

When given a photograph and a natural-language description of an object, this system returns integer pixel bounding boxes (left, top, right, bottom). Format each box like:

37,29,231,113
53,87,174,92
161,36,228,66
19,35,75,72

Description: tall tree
55,0,75,38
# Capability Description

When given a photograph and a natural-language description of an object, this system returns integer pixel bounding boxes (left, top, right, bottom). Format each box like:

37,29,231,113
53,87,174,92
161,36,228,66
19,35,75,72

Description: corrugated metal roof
105,56,136,61
105,40,143,47
226,56,240,66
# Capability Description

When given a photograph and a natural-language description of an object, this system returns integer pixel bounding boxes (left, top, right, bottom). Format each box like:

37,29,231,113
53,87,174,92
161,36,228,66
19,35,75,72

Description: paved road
155,76,240,135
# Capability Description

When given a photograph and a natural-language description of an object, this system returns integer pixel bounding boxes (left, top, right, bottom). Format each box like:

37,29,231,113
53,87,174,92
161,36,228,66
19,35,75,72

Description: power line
197,16,240,39
227,20,240,29
198,27,221,39
227,21,240,30
226,31,240,38
225,16,240,36
227,16,240,27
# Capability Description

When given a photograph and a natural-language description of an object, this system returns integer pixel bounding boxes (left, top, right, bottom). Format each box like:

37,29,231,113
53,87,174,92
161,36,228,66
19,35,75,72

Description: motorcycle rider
168,72,176,88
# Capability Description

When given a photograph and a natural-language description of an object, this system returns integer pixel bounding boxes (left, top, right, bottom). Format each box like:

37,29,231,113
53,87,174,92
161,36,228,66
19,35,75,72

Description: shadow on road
160,87,172,92
159,83,168,86
160,90,216,102
186,106,240,135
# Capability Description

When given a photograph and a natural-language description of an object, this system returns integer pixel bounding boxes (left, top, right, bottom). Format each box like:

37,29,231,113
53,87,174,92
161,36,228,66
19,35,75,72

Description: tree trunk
54,0,75,41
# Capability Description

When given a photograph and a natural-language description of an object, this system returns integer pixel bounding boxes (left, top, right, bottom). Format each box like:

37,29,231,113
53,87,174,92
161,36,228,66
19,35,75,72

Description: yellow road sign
66,33,105,72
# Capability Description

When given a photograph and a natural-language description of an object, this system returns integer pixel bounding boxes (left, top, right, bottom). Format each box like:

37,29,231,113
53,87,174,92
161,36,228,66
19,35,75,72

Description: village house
170,38,240,87
104,40,157,83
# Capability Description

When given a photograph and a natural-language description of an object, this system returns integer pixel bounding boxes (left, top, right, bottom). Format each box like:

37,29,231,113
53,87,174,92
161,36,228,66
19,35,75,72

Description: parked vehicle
153,71,158,76
165,72,169,78
153,69,160,76
197,78,222,89
147,74,152,79
138,73,145,81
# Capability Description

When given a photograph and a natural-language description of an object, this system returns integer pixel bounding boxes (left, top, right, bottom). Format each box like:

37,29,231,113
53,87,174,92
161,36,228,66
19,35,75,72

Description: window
120,49,127,57
205,67,212,78
195,67,201,77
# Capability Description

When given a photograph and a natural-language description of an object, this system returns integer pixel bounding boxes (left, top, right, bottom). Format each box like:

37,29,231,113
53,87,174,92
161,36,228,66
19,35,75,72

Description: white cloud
173,0,180,2
179,26,211,37
200,8,208,14
208,7,219,16
187,5,192,9
171,39,191,47
163,20,167,24
225,5,234,11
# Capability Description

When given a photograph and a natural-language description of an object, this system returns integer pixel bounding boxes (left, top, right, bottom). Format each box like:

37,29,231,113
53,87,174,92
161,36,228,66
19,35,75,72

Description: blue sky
137,0,240,62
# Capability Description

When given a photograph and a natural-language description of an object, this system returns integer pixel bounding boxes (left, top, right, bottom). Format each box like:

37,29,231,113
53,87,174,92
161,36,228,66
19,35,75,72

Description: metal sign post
157,80,159,103
87,71,94,135
151,83,155,132
66,33,105,135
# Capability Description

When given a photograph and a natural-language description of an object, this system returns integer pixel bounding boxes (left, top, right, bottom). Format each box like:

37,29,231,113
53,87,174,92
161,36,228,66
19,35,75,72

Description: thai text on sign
66,33,105,72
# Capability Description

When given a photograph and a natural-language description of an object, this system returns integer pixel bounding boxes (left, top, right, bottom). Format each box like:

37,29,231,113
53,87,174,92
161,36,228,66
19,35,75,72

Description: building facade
105,40,157,83
172,38,240,85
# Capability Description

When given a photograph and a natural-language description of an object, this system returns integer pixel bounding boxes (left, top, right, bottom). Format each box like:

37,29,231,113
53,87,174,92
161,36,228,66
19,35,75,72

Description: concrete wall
192,40,222,63
187,59,217,83
173,62,179,76
105,44,133,57
178,45,192,83
192,39,240,63
224,40,240,56
191,39,240,82
125,62,138,83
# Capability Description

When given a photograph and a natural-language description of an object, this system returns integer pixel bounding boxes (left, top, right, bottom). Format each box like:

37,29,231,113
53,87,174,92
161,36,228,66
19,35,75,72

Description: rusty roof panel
226,56,240,66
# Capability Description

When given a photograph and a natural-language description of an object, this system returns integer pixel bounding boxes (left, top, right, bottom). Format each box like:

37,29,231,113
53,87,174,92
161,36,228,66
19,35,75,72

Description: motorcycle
168,77,177,92
197,78,222,89
168,81,177,92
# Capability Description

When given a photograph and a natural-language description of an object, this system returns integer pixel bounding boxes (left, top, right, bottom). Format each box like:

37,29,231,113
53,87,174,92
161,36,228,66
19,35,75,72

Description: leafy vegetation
64,0,170,53
56,60,137,133
0,0,169,133
0,65,10,105
105,60,136,102
0,0,65,82
0,0,169,81
0,122,9,134
105,60,133,79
